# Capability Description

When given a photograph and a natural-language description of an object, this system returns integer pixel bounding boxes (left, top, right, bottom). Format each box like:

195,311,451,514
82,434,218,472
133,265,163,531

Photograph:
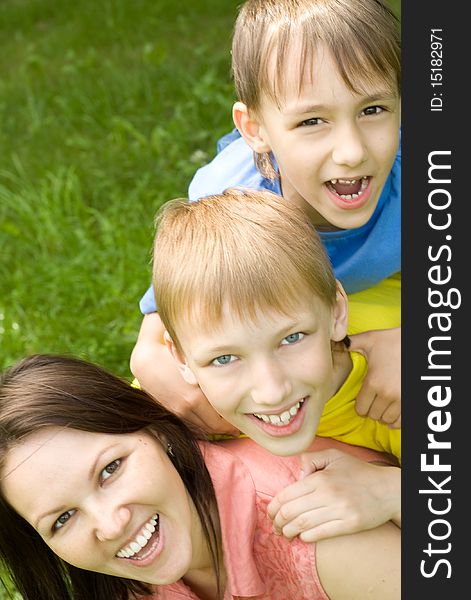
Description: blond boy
151,189,400,541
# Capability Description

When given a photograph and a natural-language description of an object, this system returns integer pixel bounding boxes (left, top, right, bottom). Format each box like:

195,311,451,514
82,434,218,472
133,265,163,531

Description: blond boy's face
252,46,400,230
171,294,348,456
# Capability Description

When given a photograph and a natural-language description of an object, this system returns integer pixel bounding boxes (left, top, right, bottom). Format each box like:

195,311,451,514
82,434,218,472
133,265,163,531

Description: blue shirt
140,131,401,313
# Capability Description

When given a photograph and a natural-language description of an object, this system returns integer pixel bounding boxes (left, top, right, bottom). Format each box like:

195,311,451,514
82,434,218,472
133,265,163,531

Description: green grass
0,0,400,374
0,1,238,593
0,0,240,380
0,0,400,597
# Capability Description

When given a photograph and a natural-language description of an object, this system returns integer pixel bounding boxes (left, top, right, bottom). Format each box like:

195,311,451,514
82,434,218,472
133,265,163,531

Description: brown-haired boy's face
253,46,400,230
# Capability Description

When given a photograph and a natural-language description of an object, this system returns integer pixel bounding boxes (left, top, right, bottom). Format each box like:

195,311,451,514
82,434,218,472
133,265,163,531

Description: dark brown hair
0,354,222,600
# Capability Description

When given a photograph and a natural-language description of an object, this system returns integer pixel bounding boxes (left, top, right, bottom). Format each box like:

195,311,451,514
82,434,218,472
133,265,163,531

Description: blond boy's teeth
253,399,305,426
116,514,159,559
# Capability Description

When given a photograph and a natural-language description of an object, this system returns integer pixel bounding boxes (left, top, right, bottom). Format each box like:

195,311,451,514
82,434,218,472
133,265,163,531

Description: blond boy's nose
250,361,292,406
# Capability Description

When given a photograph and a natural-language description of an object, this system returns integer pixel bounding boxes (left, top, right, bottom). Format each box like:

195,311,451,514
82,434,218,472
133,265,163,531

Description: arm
316,521,400,600
267,449,400,542
130,313,238,434
348,327,401,428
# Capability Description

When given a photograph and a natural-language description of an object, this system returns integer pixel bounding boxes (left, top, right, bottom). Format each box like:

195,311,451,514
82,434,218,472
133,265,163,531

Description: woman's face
2,427,202,585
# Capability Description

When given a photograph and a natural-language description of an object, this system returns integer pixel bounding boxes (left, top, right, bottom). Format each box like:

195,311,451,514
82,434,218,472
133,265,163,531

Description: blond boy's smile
173,296,351,457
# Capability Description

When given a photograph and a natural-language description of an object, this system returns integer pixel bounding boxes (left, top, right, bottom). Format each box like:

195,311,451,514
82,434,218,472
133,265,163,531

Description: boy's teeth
327,176,368,200
253,399,304,426
116,514,159,559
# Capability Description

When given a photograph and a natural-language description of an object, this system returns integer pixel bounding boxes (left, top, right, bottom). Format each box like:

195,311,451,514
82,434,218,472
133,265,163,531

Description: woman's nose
93,504,131,542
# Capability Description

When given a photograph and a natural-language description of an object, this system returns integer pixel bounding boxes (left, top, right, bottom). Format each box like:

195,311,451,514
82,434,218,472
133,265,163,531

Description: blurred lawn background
0,0,241,380
0,0,399,597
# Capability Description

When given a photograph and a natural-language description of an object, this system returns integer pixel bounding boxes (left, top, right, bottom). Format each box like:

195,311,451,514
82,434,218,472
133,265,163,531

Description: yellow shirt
313,272,401,461
317,350,401,462
347,271,401,334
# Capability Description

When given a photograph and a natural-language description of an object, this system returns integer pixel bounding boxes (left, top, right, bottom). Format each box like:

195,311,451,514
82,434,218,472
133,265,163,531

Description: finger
279,507,335,540
354,387,376,417
380,401,401,425
267,473,325,521
366,396,392,421
300,449,337,477
272,497,324,534
298,518,353,543
267,498,282,521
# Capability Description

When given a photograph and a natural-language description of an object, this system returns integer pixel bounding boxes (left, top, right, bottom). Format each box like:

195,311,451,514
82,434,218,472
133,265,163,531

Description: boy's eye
299,117,323,127
211,354,236,366
53,509,75,531
362,105,384,116
100,459,121,482
281,332,304,345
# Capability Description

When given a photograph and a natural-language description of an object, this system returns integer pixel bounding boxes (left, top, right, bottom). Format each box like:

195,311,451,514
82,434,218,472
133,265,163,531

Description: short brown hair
232,0,401,111
152,189,337,352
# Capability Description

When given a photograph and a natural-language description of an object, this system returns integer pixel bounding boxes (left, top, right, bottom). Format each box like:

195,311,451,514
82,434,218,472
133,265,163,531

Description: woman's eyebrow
34,443,119,529
88,443,119,480
35,505,68,530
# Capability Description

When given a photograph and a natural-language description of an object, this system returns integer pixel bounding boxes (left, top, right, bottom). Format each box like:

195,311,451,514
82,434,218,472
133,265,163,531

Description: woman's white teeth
116,514,159,559
254,399,304,426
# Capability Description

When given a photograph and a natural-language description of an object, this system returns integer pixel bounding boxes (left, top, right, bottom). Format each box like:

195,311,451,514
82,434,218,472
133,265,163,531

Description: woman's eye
362,105,384,116
281,332,304,345
300,117,322,127
54,510,75,531
100,459,121,482
211,354,236,366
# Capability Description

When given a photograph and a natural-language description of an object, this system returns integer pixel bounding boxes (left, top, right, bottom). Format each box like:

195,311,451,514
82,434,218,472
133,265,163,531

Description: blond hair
152,189,337,351
232,0,401,111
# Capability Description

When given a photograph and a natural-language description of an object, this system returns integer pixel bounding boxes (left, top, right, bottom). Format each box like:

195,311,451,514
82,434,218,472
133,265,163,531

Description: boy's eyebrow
193,319,311,360
283,92,398,116
361,92,399,104
193,343,235,360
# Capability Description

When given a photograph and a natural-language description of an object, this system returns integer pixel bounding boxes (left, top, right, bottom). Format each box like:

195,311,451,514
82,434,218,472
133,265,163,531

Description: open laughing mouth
116,514,160,562
325,176,369,201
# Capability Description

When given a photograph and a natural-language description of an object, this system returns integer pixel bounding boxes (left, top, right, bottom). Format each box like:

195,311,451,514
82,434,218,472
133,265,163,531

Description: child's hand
267,449,400,543
130,313,239,435
348,327,401,428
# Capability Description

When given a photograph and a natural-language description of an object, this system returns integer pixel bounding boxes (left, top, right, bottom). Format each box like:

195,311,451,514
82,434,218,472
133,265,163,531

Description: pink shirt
148,437,393,599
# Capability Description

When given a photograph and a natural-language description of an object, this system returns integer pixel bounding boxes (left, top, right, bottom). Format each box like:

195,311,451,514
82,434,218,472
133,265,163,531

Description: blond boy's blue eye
211,355,236,366
300,117,322,127
281,332,304,345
